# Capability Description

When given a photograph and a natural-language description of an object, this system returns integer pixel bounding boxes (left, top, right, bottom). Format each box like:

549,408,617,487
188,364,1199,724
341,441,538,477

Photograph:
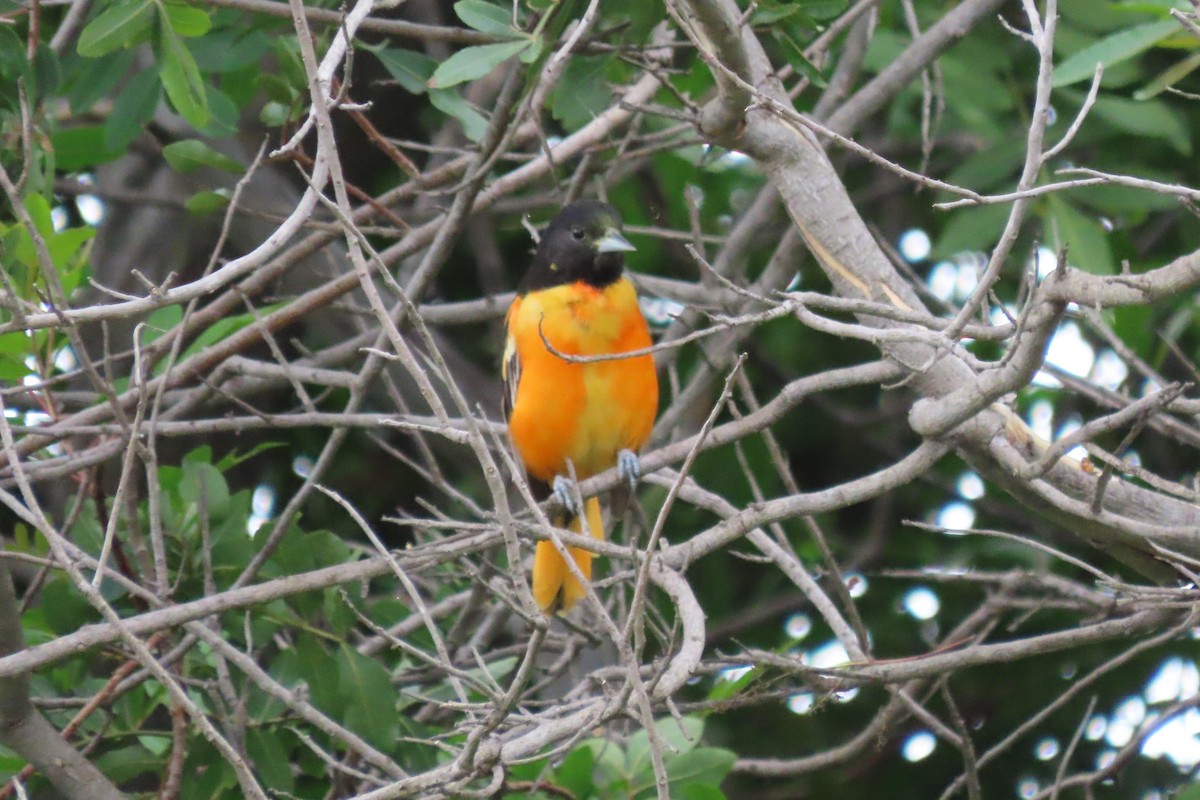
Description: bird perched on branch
503,200,659,614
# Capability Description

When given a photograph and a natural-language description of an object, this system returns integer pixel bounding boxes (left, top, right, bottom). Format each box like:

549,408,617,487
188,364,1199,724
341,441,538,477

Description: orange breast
506,278,658,483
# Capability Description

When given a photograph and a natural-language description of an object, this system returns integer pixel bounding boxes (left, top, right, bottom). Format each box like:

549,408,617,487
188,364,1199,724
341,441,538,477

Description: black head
519,200,635,293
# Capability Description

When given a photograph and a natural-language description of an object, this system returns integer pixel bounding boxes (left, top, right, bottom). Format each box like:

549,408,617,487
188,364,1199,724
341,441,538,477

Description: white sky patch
899,228,931,262
1142,709,1200,767
50,206,69,232
785,613,812,640
936,501,975,533
1145,657,1200,704
53,346,77,373
24,411,50,427
73,176,105,225
1142,378,1163,398
77,194,106,226
787,693,814,714
251,484,275,517
247,484,276,537
1035,737,1060,761
957,472,985,500
806,640,849,669
902,730,936,762
903,586,940,620
1018,777,1039,799
1085,715,1107,741
928,261,957,302
844,572,868,598
1106,718,1135,748
1116,696,1147,727
1035,321,1095,387
989,305,1017,327
292,455,314,478
700,144,753,170
1035,246,1058,279
640,297,684,327
1029,399,1054,442
719,665,752,682
954,255,980,301
1091,349,1128,391
1056,413,1089,460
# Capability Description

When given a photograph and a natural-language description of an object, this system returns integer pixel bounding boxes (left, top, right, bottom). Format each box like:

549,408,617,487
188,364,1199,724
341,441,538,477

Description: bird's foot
552,475,582,517
617,449,642,490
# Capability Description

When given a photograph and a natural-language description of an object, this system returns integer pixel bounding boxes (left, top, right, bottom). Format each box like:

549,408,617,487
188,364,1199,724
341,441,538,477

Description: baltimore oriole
503,200,659,614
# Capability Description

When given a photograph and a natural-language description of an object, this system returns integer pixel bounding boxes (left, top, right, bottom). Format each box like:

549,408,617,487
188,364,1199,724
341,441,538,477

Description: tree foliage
0,0,1199,798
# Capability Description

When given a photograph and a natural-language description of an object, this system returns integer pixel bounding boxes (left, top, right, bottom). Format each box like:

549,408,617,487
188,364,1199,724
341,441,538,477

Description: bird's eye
571,227,585,240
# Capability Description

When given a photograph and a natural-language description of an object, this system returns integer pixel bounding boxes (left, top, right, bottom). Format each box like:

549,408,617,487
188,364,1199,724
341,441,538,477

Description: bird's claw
617,449,642,490
552,475,582,517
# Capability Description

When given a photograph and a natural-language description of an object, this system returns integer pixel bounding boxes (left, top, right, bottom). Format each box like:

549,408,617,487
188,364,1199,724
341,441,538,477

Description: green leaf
162,139,243,173
681,784,727,800
453,0,519,37
1174,782,1200,800
77,0,154,57
1091,95,1190,154
48,227,96,275
184,189,231,214
157,26,209,126
1045,194,1115,275
31,43,61,103
142,304,184,345
0,333,31,381
137,734,170,756
256,73,299,105
104,69,161,149
518,34,541,63
179,303,280,362
629,717,704,775
245,727,295,793
94,744,159,782
42,576,98,635
550,55,611,129
259,101,295,127
180,459,231,518
428,39,530,88
161,1,212,37
1052,18,1180,87
198,83,239,136
375,47,436,94
338,644,400,750
428,88,488,141
932,203,1012,259
658,716,704,756
50,125,126,170
66,48,135,113
665,748,736,790
555,746,596,799
191,27,270,71
1134,50,1200,99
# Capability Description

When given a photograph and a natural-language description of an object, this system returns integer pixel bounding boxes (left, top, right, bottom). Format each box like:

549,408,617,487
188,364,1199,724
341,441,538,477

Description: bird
503,199,659,614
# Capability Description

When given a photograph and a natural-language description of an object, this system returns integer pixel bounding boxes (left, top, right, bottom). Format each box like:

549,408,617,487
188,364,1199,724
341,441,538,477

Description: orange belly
506,278,658,483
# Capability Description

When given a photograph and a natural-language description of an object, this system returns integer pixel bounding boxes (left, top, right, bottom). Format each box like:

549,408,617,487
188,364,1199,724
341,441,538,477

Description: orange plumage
503,201,658,613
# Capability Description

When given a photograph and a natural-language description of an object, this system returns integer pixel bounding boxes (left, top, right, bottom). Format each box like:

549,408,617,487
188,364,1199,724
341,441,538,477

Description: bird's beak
596,229,636,253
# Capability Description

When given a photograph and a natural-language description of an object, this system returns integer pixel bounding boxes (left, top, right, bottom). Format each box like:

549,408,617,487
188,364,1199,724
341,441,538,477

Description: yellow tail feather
531,496,604,614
